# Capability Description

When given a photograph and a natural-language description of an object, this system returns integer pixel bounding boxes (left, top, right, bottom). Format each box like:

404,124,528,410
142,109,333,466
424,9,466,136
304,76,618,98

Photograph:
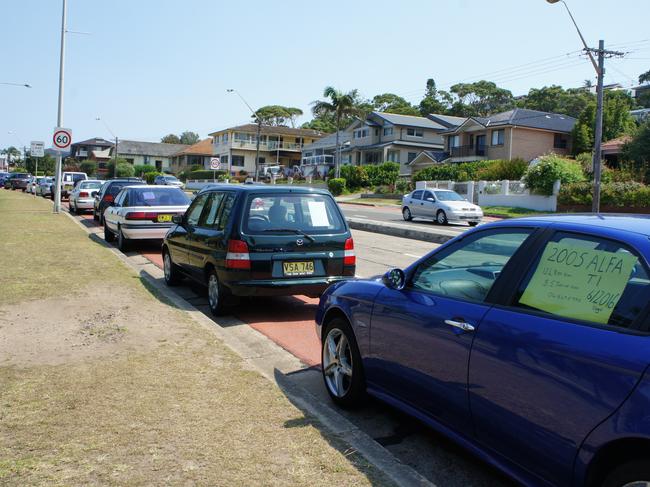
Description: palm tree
311,87,362,178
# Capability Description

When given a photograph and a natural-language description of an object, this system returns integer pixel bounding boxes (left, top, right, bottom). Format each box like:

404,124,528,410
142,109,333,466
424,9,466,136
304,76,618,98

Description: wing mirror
382,268,406,290
426,197,435,202
172,214,184,225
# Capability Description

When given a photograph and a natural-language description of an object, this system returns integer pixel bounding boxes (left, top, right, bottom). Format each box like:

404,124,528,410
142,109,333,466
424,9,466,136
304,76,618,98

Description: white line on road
353,215,368,218
405,253,423,259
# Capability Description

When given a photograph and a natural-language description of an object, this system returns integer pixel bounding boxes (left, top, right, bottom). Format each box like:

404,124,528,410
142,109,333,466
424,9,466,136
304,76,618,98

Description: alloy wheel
164,253,172,281
402,207,412,221
322,328,353,398
208,274,219,310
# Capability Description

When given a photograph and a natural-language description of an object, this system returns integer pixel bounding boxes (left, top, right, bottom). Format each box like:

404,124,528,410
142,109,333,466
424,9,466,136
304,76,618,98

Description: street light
227,88,262,182
0,82,31,88
546,0,622,213
96,116,118,177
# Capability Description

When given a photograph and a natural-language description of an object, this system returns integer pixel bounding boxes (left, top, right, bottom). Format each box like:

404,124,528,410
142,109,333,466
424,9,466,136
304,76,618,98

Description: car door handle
444,319,475,332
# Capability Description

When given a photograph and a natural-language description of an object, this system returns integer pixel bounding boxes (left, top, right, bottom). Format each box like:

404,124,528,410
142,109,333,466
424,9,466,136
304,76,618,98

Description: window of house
407,152,417,163
231,155,245,167
221,155,229,166
387,150,400,163
257,157,266,165
126,158,134,164
354,128,369,139
449,135,460,148
491,129,505,146
374,129,379,136
223,134,229,143
383,127,394,136
365,152,381,164
554,133,568,149
407,128,424,137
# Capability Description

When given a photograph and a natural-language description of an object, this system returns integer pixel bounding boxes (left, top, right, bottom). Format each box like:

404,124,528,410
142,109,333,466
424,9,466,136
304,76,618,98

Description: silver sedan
69,180,103,214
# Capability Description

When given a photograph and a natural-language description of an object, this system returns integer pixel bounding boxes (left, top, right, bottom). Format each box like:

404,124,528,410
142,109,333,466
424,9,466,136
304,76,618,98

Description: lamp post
96,117,118,177
227,88,261,182
0,82,31,88
546,0,623,213
52,0,67,213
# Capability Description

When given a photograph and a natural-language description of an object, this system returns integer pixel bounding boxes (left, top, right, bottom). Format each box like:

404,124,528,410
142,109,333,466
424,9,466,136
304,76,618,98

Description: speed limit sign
52,127,72,150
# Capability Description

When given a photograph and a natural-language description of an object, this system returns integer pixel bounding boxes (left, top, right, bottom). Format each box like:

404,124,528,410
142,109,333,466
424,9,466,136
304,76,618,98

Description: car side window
186,193,209,226
217,194,236,231
513,232,650,329
411,190,423,200
411,229,533,302
423,191,435,201
121,190,130,207
199,192,226,228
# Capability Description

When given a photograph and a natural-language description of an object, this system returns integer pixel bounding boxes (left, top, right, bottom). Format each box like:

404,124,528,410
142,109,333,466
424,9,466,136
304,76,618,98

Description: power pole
255,120,261,182
114,136,118,178
53,0,67,213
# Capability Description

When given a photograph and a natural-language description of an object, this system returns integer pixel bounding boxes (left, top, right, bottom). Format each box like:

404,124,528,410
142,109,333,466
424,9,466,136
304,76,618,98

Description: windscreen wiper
261,228,315,243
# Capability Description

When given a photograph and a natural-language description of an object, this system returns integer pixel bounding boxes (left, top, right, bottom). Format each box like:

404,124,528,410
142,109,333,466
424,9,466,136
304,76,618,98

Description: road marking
405,253,422,259
353,215,368,218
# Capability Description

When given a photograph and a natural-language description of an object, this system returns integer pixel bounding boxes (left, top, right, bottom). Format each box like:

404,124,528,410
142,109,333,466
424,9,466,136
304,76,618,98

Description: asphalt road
67,202,512,487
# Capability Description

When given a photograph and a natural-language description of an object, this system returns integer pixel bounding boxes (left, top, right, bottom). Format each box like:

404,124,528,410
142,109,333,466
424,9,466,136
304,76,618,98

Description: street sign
30,141,45,158
210,157,221,170
52,127,72,150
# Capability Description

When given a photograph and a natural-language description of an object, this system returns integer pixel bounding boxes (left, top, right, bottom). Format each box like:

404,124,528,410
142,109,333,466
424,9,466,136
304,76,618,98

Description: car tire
163,248,182,286
436,210,448,225
206,268,227,316
104,222,115,243
603,460,650,487
117,227,129,252
321,318,366,409
402,207,412,221
468,221,479,227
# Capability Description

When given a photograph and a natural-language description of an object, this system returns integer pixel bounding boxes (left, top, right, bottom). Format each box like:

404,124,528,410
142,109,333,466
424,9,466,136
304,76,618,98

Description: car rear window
79,181,102,190
243,193,346,235
129,187,190,206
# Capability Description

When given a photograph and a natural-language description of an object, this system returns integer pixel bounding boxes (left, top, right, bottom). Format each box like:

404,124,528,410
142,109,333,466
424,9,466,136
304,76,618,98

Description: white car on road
153,174,184,188
69,179,103,214
103,185,190,250
402,188,483,226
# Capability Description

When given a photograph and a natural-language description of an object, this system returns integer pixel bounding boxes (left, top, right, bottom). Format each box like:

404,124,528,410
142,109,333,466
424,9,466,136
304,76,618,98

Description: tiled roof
371,111,448,130
116,140,189,157
444,108,577,134
171,138,214,156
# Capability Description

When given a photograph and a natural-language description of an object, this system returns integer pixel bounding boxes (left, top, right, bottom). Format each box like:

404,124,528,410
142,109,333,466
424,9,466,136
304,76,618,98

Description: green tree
371,93,420,115
639,69,650,84
254,105,304,127
106,158,131,177
311,87,364,177
447,80,515,117
80,160,97,177
179,131,200,145
134,164,157,176
419,78,451,116
24,154,56,175
1,146,22,163
622,120,650,181
517,85,594,118
161,134,181,144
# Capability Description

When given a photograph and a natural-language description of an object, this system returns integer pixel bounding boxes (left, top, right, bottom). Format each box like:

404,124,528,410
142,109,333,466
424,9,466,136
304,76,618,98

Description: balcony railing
302,154,334,165
227,140,304,151
449,145,487,158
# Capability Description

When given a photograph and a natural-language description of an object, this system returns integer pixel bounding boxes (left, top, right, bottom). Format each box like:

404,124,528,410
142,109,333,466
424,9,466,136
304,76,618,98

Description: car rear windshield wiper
261,228,315,243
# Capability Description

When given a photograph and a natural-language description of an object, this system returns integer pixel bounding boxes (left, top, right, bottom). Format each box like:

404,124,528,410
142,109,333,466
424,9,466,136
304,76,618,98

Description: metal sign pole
53,0,67,213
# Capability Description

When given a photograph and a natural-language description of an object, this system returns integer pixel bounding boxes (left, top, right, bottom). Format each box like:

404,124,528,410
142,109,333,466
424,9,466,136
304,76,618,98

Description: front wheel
207,269,226,316
603,460,650,487
436,210,448,225
163,249,182,286
468,221,479,227
402,207,412,221
321,318,366,408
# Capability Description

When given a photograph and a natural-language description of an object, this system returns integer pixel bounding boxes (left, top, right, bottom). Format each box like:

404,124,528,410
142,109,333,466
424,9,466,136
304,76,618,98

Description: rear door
469,229,650,485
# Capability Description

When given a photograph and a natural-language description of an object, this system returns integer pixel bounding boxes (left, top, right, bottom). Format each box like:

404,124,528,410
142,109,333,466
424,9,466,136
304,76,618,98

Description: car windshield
243,193,345,235
13,173,28,178
79,181,102,190
164,176,179,182
435,191,465,202
129,187,190,207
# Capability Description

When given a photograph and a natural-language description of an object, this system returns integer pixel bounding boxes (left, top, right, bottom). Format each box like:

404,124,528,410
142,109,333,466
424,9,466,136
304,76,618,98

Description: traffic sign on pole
210,157,221,170
30,141,45,158
52,127,72,150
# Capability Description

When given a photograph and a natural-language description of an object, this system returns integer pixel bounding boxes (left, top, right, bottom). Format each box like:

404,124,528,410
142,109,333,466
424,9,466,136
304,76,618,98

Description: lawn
0,190,390,486
482,206,546,218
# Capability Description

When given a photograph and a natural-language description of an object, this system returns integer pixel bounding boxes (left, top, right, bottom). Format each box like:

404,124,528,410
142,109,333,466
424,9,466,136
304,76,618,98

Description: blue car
316,215,650,487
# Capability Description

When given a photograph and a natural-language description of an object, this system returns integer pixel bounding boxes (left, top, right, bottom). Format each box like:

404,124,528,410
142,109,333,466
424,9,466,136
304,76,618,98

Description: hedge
144,171,163,184
188,170,227,180
327,178,346,196
559,181,650,207
413,159,527,182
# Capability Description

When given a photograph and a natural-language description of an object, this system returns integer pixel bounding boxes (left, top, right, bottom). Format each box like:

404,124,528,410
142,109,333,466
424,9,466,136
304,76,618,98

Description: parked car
25,176,46,194
257,165,283,182
35,177,53,197
103,185,190,250
69,179,103,214
92,178,144,224
7,173,31,191
50,171,87,200
153,174,184,188
402,188,482,226
0,172,9,187
316,214,650,487
162,185,355,315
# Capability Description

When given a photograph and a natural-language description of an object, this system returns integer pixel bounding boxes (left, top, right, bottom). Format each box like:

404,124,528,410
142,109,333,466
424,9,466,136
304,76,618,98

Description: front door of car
367,228,535,436
408,190,424,217
469,230,650,486
167,192,210,269
187,192,230,279
421,190,437,219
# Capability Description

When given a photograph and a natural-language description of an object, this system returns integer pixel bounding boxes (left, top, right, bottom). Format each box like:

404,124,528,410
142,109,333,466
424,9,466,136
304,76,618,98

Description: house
170,138,214,172
300,130,352,178
407,150,450,174
601,135,632,166
342,111,464,175
113,140,188,172
69,137,114,161
209,124,325,175
441,108,576,164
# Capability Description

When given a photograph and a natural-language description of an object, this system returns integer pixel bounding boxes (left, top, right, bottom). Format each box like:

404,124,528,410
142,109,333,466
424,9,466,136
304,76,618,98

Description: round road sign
53,128,72,150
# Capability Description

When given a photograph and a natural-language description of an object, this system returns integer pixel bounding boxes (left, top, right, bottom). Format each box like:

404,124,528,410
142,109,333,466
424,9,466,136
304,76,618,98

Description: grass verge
482,206,546,218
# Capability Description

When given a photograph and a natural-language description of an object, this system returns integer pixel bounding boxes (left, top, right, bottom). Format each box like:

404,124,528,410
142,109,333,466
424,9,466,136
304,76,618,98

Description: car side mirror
382,268,406,290
172,214,184,225
91,191,98,197
427,197,435,202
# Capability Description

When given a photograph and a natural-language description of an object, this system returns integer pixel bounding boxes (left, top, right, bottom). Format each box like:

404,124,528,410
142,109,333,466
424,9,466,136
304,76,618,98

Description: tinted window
107,182,128,196
200,192,226,227
412,229,533,302
218,194,236,231
423,191,434,200
79,181,102,190
186,193,209,226
129,187,190,207
243,193,345,235
411,190,423,200
514,232,650,329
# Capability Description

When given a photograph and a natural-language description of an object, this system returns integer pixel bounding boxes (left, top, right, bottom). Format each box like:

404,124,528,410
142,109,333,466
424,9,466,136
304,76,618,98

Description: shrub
190,164,203,172
559,181,650,207
134,164,156,177
340,165,369,191
80,161,97,177
189,170,226,180
365,162,400,187
523,154,584,195
476,158,528,181
395,178,412,194
327,178,346,196
115,163,135,178
144,171,162,184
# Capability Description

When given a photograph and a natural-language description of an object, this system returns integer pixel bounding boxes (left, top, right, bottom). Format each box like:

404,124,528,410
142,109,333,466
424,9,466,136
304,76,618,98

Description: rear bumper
75,199,95,209
226,276,354,297
121,223,173,240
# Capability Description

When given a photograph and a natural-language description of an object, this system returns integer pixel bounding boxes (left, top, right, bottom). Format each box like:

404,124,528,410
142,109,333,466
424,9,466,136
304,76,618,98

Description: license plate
283,261,314,276
157,214,173,223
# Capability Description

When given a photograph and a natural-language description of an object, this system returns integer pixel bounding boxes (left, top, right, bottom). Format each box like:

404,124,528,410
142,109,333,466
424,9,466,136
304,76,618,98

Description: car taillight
344,237,355,266
125,211,159,220
103,194,114,202
79,191,89,198
226,239,251,270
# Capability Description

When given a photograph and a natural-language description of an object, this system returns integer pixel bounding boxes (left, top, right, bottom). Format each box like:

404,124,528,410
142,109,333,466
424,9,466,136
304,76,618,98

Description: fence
415,179,561,212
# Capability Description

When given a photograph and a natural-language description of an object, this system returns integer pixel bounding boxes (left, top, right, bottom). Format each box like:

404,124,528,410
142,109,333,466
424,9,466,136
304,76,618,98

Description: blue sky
1,0,649,151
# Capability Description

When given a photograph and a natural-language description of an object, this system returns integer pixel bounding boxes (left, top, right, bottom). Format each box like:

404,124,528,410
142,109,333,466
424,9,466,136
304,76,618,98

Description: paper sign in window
307,201,330,227
142,192,156,200
519,243,637,324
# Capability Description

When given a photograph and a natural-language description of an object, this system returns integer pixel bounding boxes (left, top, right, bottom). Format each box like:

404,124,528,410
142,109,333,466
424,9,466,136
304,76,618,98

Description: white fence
416,179,561,212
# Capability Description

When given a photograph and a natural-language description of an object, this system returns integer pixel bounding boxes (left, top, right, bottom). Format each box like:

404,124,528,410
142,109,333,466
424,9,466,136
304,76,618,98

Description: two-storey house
209,124,325,175
69,137,114,161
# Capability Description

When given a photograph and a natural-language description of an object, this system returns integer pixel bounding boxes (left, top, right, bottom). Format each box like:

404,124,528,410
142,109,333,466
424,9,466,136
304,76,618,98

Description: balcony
449,145,488,160
267,141,302,152
302,154,334,166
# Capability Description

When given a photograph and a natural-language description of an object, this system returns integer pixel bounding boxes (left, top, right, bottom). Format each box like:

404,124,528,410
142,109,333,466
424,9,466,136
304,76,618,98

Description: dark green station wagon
162,184,356,315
